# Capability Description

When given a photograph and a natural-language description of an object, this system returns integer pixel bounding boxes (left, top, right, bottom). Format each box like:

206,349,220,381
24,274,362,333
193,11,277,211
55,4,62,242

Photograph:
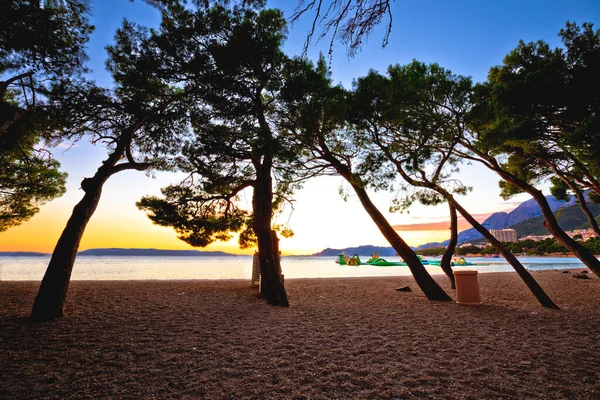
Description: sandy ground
1,269,599,399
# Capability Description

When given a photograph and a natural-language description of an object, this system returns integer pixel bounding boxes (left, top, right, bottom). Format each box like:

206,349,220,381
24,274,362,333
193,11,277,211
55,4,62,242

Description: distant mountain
312,245,399,257
78,248,238,257
507,195,576,225
512,204,600,237
0,251,50,257
416,195,599,249
420,194,578,248
417,240,450,250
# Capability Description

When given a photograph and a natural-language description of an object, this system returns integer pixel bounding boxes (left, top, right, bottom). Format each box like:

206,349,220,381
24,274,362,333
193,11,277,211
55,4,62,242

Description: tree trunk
532,188,600,276
271,230,283,276
440,203,457,289
446,194,559,309
30,175,108,321
29,138,147,321
349,182,451,301
252,161,288,307
572,189,600,237
318,147,450,301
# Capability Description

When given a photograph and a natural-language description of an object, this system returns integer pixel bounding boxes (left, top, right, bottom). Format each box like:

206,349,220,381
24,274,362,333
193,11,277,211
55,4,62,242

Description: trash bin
453,270,481,305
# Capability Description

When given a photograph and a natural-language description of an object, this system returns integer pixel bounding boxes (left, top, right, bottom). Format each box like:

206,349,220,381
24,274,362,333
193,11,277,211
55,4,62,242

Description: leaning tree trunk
549,165,600,237
349,183,451,301
495,170,600,277
440,203,457,289
252,160,288,307
446,194,559,309
320,150,451,301
533,188,600,276
30,138,147,321
572,188,600,237
30,174,110,321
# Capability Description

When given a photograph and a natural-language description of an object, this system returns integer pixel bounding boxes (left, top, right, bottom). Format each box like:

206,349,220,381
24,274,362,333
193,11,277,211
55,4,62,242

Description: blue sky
2,0,599,254
87,0,600,87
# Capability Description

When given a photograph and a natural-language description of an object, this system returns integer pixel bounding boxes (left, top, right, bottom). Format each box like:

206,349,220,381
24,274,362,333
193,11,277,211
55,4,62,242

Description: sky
1,0,599,255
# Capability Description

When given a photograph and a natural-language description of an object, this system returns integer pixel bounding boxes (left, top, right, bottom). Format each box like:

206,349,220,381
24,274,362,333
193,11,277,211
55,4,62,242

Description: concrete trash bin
453,270,481,305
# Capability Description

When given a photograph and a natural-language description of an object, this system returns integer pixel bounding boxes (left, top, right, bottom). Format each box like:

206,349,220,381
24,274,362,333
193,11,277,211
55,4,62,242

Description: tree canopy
471,21,600,207
136,6,297,248
0,0,93,230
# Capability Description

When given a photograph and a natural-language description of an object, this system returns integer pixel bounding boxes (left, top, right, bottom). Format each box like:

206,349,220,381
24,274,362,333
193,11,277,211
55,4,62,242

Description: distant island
2,247,397,258
0,251,50,257
312,245,400,257
0,248,239,257
78,248,239,257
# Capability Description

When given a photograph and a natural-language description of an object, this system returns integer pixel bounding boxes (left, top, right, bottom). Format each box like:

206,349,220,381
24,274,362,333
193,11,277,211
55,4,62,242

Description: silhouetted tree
30,5,199,321
136,5,316,306
281,55,451,301
351,61,558,308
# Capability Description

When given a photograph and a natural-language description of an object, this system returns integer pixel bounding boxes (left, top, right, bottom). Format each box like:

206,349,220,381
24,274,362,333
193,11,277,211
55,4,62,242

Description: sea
0,255,589,281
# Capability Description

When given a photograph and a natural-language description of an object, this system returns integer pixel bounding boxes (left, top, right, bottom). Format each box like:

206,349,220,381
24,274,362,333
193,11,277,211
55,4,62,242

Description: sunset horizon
2,0,585,258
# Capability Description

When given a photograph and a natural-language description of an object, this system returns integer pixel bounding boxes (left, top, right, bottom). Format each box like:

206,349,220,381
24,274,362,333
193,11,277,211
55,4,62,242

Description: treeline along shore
418,237,600,257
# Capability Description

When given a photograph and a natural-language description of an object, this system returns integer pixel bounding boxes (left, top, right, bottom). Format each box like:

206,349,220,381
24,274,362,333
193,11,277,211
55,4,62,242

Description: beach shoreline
1,270,599,399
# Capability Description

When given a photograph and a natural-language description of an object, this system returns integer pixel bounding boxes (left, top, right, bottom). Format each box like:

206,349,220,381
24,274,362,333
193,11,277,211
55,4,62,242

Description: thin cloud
392,213,492,231
497,201,523,208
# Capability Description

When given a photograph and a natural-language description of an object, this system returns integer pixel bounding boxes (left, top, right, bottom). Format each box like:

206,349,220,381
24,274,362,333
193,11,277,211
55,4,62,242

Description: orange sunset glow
0,201,246,254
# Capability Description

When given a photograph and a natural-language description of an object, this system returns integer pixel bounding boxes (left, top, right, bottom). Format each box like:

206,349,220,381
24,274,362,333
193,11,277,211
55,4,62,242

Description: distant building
490,228,517,242
521,234,552,242
568,229,596,241
520,229,596,242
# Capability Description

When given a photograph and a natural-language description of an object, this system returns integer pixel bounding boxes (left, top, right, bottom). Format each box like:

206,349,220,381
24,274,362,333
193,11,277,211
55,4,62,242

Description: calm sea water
0,255,588,281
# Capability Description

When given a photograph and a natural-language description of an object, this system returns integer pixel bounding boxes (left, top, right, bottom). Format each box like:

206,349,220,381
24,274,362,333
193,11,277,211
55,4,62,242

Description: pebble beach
1,269,599,399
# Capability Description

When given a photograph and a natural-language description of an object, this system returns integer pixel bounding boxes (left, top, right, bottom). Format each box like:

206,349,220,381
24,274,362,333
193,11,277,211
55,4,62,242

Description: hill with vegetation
417,195,596,249
449,195,577,245
512,204,600,237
